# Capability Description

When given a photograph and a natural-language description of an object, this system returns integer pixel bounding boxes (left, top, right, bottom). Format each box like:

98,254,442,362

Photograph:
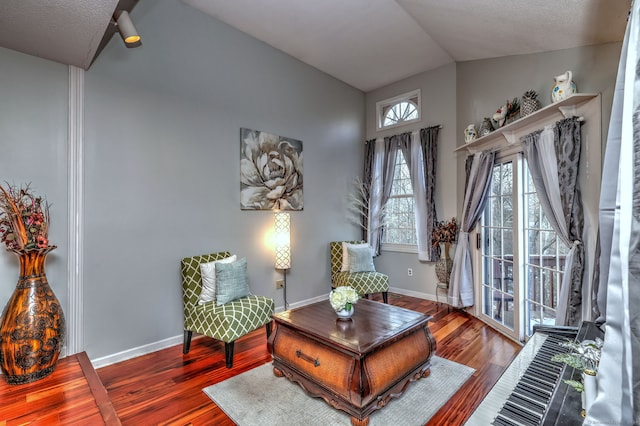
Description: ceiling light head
114,10,141,48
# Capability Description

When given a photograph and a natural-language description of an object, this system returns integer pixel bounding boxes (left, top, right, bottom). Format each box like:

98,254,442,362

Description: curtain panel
362,139,375,241
420,126,440,261
587,3,640,423
367,128,439,259
449,151,495,307
521,117,585,326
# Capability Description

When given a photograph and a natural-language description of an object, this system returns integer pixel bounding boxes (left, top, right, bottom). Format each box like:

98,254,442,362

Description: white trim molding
67,65,85,355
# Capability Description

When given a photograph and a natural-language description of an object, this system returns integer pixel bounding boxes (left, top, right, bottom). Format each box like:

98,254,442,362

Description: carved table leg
351,416,369,426
273,367,284,377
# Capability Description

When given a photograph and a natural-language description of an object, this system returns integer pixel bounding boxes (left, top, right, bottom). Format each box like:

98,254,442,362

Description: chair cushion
215,257,251,306
199,254,237,305
190,295,275,343
347,244,375,273
333,271,389,295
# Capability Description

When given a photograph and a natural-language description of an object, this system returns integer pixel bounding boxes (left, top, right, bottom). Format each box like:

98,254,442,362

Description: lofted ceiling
0,0,138,70
0,1,631,91
184,0,631,91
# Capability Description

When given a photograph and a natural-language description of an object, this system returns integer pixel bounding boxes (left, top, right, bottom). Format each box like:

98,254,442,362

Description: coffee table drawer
272,326,355,400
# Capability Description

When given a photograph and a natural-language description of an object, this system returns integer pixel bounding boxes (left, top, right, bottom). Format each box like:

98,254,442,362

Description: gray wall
0,0,364,362
364,63,458,298
363,42,621,301
456,42,622,211
0,48,69,324
82,0,364,359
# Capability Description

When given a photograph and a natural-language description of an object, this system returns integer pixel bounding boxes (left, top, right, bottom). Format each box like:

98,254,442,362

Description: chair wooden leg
382,292,388,304
265,321,273,339
183,330,192,354
225,342,235,369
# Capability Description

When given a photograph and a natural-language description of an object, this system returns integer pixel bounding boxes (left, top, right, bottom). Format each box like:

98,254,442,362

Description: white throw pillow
341,242,369,272
199,255,237,305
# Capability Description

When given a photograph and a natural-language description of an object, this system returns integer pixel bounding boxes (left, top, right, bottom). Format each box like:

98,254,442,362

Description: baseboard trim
91,334,184,369
389,286,436,302
89,291,434,369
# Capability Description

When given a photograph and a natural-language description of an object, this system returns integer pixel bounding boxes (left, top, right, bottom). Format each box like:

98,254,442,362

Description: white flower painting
240,128,303,210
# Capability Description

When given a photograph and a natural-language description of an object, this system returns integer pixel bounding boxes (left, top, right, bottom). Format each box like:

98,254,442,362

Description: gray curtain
362,139,375,241
449,151,495,307
587,3,640,423
421,126,440,261
369,135,399,256
521,117,584,326
398,127,439,261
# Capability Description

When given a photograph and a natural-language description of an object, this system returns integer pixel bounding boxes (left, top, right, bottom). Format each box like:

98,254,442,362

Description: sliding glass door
478,155,568,341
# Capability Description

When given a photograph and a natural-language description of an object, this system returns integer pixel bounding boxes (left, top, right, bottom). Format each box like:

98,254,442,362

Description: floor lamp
274,212,291,309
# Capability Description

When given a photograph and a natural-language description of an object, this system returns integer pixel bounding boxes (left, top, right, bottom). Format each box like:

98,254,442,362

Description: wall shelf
455,93,599,154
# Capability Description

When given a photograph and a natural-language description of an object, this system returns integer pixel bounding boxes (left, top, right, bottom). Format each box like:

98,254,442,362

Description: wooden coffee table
267,298,436,426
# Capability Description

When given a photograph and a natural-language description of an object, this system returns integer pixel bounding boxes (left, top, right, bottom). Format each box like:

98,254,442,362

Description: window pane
503,196,513,227
382,152,416,245
501,163,512,195
491,197,500,227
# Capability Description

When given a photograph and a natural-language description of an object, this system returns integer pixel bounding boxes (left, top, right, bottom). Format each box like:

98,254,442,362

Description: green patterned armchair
330,241,389,303
181,252,275,368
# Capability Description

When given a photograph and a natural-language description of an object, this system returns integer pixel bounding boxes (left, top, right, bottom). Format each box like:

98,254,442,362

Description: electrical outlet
276,279,285,289
407,268,413,277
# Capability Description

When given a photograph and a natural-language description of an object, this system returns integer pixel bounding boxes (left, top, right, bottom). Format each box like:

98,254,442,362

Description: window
376,90,421,131
479,155,569,341
382,152,417,249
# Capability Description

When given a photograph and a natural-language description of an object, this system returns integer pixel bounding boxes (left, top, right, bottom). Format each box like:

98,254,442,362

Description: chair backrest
181,251,231,312
329,240,364,282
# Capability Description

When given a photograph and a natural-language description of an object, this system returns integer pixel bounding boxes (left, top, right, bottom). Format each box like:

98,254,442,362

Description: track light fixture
114,10,141,48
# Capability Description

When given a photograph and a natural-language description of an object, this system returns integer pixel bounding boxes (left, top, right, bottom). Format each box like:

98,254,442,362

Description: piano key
465,327,581,426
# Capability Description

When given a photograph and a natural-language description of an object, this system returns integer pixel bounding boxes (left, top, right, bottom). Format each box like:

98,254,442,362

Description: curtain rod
365,125,442,143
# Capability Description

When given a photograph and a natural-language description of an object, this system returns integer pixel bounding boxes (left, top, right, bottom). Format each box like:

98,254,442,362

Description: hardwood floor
0,293,521,425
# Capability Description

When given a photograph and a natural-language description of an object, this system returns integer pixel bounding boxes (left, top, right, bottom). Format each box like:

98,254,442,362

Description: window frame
376,89,421,131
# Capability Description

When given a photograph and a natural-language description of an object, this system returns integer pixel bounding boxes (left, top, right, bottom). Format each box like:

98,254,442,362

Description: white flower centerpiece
329,286,359,319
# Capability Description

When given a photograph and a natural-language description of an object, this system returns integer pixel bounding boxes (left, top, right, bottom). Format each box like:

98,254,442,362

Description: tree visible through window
382,152,416,245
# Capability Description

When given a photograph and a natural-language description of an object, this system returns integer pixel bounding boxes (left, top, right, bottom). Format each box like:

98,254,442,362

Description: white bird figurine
493,103,508,128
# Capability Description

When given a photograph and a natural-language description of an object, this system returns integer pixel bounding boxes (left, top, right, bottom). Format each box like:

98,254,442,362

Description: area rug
203,356,474,426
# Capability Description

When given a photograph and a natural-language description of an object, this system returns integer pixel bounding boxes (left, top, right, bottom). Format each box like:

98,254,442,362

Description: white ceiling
184,0,631,91
0,1,631,91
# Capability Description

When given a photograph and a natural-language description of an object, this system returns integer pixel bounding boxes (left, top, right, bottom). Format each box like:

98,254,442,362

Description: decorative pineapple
521,90,541,117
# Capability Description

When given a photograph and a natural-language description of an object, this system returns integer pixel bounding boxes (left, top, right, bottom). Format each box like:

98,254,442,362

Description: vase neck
14,248,54,278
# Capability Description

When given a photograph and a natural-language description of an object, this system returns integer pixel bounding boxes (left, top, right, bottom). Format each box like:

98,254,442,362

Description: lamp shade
274,212,291,269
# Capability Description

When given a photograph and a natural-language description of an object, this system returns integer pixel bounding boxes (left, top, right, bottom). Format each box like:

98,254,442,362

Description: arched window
376,90,421,131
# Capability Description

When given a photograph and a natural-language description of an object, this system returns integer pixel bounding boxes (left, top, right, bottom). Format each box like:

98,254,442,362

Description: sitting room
0,0,636,424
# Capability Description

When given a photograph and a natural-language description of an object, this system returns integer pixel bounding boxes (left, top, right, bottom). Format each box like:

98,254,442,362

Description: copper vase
0,246,65,384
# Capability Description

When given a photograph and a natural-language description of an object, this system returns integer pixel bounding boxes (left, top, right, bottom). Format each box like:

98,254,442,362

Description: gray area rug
203,356,474,425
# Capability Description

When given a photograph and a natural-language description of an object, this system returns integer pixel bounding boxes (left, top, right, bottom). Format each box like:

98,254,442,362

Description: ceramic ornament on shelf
551,70,577,103
479,117,494,136
464,124,478,143
521,90,541,117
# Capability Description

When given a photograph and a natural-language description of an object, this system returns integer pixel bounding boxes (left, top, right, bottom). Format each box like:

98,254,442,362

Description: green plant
551,337,603,393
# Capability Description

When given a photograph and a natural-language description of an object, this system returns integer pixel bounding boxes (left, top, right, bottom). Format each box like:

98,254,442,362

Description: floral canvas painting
240,128,303,210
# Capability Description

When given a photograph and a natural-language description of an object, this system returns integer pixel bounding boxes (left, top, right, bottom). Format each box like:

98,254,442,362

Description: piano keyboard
465,331,572,426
